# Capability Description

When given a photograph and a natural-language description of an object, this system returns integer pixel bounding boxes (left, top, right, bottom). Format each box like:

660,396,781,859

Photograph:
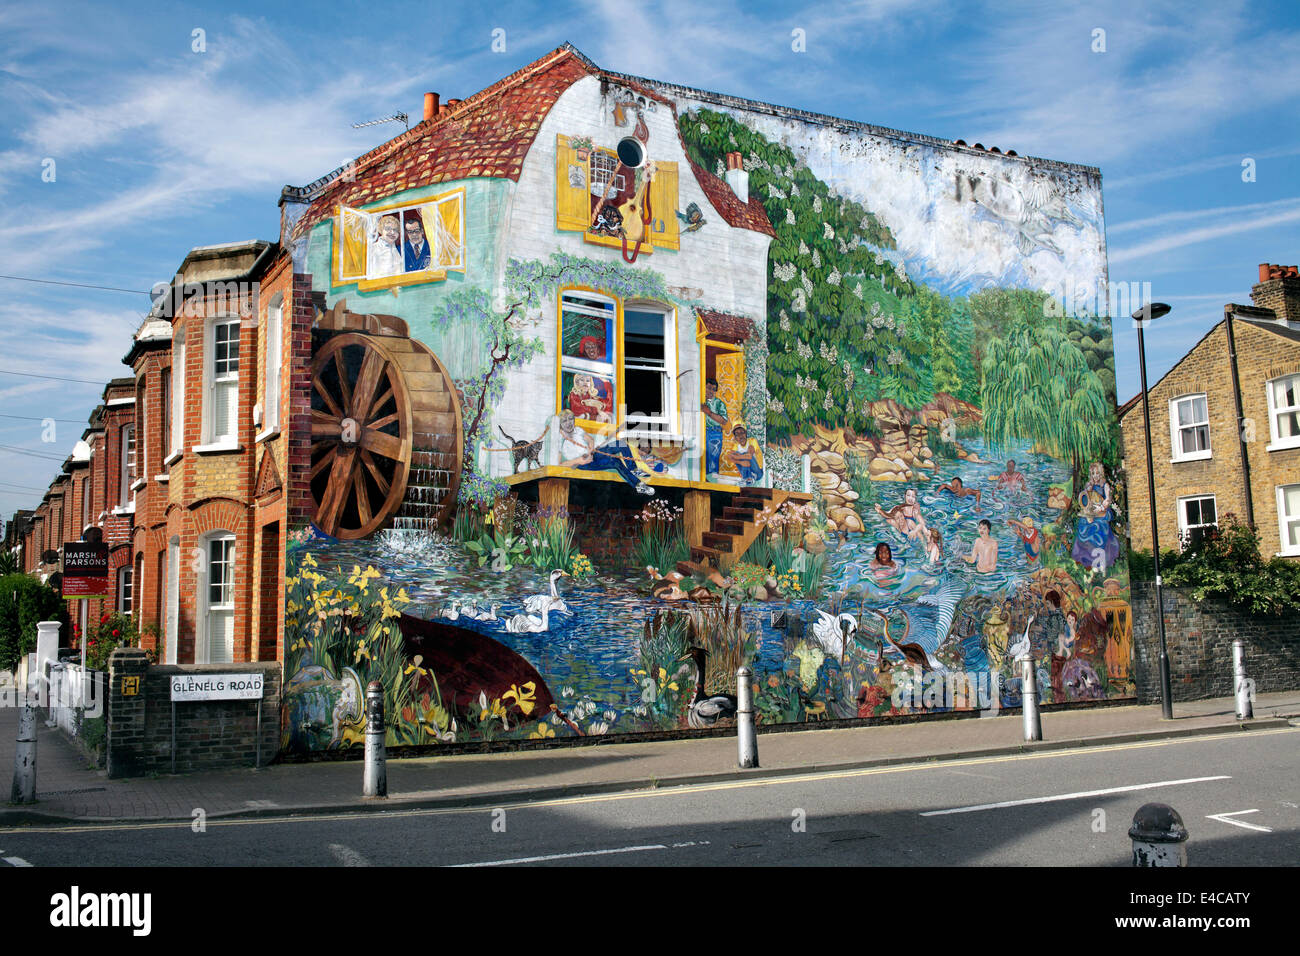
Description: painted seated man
726,423,764,484
557,410,655,495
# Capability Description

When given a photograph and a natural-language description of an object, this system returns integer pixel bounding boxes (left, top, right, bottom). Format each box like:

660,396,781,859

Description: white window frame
198,531,236,664
118,423,136,508
116,564,133,616
165,536,179,664
1169,393,1211,462
168,333,185,462
1278,484,1300,557
1176,494,1218,540
622,301,679,435
259,297,282,439
203,317,241,447
1266,373,1300,452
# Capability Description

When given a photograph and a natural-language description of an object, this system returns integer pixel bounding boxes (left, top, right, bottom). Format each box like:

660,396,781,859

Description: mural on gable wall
282,74,1132,754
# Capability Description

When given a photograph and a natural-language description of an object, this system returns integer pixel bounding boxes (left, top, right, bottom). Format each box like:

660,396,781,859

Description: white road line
1207,810,1273,833
327,843,371,866
3,857,32,867
452,840,710,867
920,776,1231,816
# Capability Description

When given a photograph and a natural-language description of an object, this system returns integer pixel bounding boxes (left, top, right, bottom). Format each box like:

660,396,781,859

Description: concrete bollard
1019,655,1042,742
10,698,36,805
362,681,387,798
736,665,758,769
1233,638,1252,720
1129,802,1188,867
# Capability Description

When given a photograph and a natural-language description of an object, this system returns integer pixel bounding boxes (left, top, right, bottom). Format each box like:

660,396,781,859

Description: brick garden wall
106,648,281,777
1130,581,1300,702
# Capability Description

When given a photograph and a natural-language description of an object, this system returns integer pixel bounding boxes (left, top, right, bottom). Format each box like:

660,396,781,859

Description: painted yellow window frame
555,287,682,437
554,135,678,253
332,187,466,292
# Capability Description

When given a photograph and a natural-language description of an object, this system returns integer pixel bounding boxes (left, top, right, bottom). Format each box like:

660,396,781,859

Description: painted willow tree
979,320,1114,482
679,109,934,443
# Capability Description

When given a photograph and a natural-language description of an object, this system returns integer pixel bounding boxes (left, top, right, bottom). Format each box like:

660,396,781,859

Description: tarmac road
1,726,1296,867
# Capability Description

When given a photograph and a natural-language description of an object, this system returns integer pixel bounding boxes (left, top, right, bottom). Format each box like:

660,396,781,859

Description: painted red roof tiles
687,158,776,237
697,309,758,342
292,44,775,240
294,48,593,237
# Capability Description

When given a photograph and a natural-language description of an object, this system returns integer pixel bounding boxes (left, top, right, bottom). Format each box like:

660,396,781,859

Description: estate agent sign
61,541,109,598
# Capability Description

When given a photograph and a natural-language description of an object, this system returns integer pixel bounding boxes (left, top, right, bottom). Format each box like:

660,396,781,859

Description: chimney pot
726,151,743,171
1260,263,1272,283
423,92,439,121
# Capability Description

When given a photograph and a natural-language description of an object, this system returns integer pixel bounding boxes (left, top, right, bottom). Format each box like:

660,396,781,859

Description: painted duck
462,603,499,622
679,645,738,729
524,569,570,615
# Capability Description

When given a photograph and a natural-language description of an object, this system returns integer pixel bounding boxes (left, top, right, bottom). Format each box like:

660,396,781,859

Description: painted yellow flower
528,721,555,740
302,553,318,567
502,681,537,716
477,691,508,725
404,654,429,679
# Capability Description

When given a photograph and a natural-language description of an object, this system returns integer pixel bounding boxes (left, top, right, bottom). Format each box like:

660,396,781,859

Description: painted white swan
438,601,461,621
505,602,552,634
462,603,499,622
811,611,858,659
523,569,570,614
1008,614,1035,662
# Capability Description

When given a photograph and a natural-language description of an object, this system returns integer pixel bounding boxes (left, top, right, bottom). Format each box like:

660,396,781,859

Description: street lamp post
1133,302,1174,719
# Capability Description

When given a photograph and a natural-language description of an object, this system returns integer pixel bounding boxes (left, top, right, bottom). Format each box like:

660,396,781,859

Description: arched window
199,531,236,663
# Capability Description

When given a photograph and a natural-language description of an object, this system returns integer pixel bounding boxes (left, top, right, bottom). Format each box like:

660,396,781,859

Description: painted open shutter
435,192,464,269
555,135,590,232
337,205,368,282
649,160,679,250
716,351,745,479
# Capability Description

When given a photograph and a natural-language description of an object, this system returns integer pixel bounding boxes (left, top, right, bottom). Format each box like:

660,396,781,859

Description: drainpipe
1224,308,1255,528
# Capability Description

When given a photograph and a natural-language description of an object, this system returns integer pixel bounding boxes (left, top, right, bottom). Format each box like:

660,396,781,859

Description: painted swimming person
557,410,655,495
366,213,404,278
701,378,728,480
1007,516,1042,562
961,518,999,572
937,475,982,511
869,541,903,583
925,528,944,565
874,487,929,543
989,459,1027,493
1071,461,1120,571
726,423,764,484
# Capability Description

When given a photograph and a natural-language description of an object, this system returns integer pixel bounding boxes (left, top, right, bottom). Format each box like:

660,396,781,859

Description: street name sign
169,673,264,701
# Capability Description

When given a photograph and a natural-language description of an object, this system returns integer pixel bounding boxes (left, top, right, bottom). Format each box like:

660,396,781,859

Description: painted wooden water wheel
310,305,462,540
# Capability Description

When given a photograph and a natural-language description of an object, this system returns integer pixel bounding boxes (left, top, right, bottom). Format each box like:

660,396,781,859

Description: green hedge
0,574,69,671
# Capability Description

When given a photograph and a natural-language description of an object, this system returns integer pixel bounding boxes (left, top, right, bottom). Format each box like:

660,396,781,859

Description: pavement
1,688,1297,825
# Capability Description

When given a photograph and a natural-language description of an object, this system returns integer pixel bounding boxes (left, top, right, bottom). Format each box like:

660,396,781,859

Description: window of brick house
207,318,240,444
1176,494,1217,549
118,424,136,508
116,564,133,615
1279,484,1300,556
1169,394,1211,462
1267,373,1300,450
201,532,235,663
160,369,171,471
171,333,185,457
262,297,282,433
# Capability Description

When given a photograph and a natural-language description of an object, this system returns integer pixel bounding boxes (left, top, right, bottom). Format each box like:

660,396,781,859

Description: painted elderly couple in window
365,210,433,278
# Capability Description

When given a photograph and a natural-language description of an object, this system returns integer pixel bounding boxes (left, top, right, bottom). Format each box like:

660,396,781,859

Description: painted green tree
679,109,929,442
980,320,1115,476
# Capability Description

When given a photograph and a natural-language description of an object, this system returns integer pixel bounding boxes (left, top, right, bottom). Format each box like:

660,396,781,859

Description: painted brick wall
1130,582,1300,702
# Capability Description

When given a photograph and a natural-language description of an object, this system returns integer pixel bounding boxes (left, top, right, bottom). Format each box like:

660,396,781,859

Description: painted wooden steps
691,486,814,571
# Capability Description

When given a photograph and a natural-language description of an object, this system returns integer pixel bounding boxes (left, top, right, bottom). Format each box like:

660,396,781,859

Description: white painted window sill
111,504,135,516
164,450,183,466
1170,453,1212,464
154,474,169,484
255,426,280,444
1265,441,1300,453
193,442,243,455
130,478,147,492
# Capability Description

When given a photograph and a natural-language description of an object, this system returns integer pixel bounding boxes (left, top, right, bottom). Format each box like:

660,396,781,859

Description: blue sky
1,0,1297,516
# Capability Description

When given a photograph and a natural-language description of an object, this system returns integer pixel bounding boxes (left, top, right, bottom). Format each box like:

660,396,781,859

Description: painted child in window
701,378,728,479
557,411,654,495
726,423,764,484
568,372,613,424
366,214,404,278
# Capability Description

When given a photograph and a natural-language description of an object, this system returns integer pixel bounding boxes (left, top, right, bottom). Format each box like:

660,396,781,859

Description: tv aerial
352,111,409,131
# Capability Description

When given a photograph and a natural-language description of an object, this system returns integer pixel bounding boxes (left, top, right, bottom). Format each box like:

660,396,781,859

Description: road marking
5,727,1292,837
452,840,709,867
920,776,1231,816
328,843,371,866
3,856,32,867
1206,809,1272,833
